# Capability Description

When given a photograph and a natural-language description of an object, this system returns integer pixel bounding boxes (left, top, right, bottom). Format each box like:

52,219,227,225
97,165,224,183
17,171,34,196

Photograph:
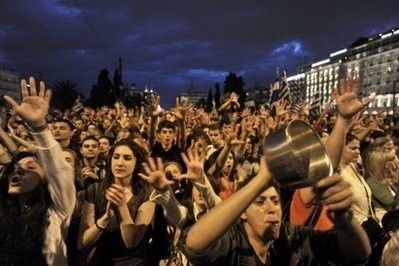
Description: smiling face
111,145,137,182
241,186,282,242
8,156,45,195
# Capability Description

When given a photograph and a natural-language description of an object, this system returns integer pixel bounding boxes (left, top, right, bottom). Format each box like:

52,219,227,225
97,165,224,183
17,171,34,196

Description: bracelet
95,220,107,231
28,122,48,133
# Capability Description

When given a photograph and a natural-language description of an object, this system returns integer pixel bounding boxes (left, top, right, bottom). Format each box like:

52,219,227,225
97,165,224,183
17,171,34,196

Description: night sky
1,0,399,106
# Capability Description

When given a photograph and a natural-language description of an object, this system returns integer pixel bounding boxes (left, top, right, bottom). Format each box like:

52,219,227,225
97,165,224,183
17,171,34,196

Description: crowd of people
0,76,398,265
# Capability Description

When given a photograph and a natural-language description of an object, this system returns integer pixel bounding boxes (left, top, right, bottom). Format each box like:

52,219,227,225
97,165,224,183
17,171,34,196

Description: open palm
334,78,372,120
139,157,174,191
4,77,51,128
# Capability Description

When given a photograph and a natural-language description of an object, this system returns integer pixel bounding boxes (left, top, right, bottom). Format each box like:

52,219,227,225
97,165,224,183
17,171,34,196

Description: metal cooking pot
263,120,332,189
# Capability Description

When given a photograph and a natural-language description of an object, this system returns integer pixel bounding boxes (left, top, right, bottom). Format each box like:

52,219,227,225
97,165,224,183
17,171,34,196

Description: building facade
0,67,20,100
291,27,399,111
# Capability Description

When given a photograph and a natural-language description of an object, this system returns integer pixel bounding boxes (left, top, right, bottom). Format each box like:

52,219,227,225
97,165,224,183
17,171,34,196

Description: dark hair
392,129,399,139
99,135,113,146
382,209,399,234
369,130,387,140
156,120,176,133
208,123,221,131
53,118,74,130
345,132,359,145
94,139,150,214
185,129,210,151
236,175,279,192
81,136,99,146
0,152,50,264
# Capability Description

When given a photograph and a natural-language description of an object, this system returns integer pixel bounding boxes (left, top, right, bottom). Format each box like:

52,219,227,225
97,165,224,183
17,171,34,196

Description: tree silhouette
214,83,221,108
223,72,246,109
88,69,115,107
51,80,80,111
223,72,245,95
205,88,213,112
113,69,122,100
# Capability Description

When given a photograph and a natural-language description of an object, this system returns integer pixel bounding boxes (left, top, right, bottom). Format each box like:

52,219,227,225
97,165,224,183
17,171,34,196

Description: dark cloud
1,0,399,106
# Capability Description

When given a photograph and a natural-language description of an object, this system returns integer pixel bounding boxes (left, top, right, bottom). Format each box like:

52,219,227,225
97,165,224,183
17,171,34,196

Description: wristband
95,220,107,231
28,122,48,133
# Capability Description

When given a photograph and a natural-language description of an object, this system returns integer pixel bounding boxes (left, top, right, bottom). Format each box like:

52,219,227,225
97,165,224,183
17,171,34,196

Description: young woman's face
222,153,234,175
8,156,44,195
111,145,136,180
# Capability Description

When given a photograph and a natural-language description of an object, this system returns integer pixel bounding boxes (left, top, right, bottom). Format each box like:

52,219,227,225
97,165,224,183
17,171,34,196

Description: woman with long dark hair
78,139,155,265
0,77,76,265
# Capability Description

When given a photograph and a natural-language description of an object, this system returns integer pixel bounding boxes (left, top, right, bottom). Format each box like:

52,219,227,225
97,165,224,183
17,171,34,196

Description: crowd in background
0,77,399,265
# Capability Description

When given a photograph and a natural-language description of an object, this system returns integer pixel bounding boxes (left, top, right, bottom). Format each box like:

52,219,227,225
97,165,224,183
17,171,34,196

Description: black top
151,142,186,171
86,184,152,265
179,221,367,266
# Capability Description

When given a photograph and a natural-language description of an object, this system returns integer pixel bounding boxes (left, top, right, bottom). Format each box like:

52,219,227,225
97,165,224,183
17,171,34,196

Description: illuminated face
342,139,360,164
111,145,136,181
208,129,222,147
87,124,97,133
242,186,282,242
164,163,182,179
8,156,44,195
74,119,84,131
222,152,234,176
193,138,207,157
222,123,233,138
99,138,111,155
244,137,253,151
158,128,176,149
102,119,112,129
51,122,72,141
80,139,100,160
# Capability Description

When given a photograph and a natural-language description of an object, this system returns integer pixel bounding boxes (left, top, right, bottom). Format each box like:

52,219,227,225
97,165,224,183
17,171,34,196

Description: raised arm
300,78,372,205
4,77,76,218
325,77,372,169
185,156,273,253
139,157,188,228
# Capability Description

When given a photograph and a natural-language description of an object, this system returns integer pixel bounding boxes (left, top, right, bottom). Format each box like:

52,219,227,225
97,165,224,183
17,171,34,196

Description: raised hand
4,77,51,130
333,77,373,120
180,147,206,182
227,124,245,146
275,99,288,117
139,157,174,192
